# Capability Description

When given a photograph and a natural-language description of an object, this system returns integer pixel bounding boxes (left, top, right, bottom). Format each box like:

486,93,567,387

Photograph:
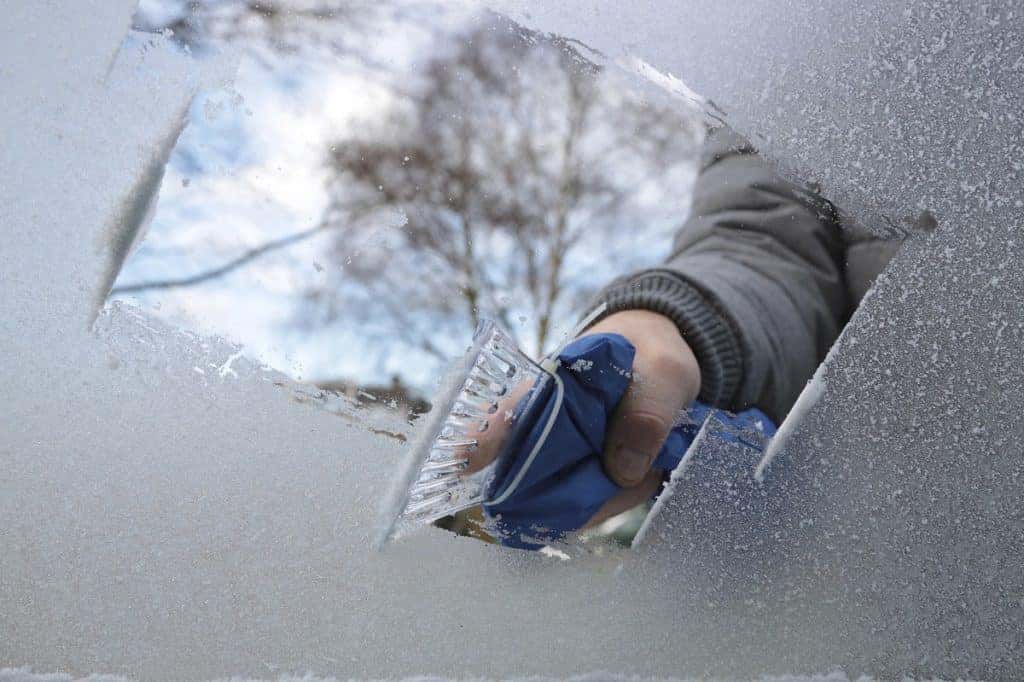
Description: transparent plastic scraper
377,318,554,545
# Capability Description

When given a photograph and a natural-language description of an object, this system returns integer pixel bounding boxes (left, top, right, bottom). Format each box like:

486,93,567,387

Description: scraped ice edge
754,280,882,482
754,369,827,483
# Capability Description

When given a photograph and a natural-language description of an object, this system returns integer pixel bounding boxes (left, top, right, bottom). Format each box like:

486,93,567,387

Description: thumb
603,367,690,488
603,405,675,488
602,347,699,488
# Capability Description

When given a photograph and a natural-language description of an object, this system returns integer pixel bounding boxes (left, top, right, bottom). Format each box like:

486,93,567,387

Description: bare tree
309,17,701,357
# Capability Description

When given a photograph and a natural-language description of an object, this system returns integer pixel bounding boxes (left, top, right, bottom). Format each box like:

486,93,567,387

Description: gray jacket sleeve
590,128,849,423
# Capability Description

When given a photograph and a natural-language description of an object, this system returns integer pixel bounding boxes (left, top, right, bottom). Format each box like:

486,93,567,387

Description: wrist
585,309,701,407
585,269,744,408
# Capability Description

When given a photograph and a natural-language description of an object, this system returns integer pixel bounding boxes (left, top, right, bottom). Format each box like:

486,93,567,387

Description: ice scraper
378,314,775,549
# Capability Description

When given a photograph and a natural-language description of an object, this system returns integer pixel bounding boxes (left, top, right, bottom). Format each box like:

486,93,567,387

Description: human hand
460,309,701,532
582,309,701,527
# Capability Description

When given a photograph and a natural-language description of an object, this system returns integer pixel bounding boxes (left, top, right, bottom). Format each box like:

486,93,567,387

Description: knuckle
646,347,689,379
633,342,699,403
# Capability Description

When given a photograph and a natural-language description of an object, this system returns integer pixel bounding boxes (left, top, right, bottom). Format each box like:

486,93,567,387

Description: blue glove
483,333,775,550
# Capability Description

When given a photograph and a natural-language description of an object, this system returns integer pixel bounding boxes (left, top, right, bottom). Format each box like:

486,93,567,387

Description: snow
3,1,1024,680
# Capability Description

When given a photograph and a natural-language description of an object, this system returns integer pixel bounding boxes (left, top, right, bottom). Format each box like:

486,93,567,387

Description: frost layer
3,2,1024,682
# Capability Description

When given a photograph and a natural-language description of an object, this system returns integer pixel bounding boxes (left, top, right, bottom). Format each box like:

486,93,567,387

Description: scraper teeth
421,459,469,475
448,416,485,434
487,345,519,377
449,400,485,420
475,359,511,388
476,353,505,378
461,381,492,403
467,365,509,396
403,491,454,517
411,475,461,496
448,411,475,428
432,438,477,451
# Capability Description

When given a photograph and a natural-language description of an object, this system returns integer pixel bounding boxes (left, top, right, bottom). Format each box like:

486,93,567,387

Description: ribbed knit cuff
586,269,744,407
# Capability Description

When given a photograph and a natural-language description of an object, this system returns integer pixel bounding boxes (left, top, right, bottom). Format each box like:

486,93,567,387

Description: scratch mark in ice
616,55,707,115
217,349,245,379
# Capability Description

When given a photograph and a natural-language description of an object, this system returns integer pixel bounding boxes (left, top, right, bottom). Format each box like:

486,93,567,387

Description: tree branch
109,221,331,296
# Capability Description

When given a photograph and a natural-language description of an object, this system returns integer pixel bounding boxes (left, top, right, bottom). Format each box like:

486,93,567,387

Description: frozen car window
2,0,1022,679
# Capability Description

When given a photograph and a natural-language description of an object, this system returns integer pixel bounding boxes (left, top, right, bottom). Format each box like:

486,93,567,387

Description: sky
113,0,700,394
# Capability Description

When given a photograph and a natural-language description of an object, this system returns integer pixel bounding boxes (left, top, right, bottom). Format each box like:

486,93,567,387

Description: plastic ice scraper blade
377,318,552,544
